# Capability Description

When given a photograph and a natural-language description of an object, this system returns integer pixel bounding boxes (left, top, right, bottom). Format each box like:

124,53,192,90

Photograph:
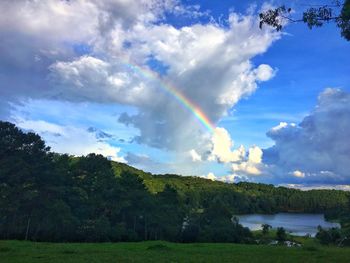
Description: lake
236,213,340,237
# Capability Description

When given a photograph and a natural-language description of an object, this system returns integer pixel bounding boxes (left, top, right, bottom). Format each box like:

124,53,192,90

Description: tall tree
0,121,55,240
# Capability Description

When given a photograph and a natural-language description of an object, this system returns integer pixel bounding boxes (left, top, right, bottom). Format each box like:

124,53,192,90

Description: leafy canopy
259,0,350,41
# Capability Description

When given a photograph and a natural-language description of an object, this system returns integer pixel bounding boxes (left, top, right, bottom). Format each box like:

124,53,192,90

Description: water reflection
236,213,340,237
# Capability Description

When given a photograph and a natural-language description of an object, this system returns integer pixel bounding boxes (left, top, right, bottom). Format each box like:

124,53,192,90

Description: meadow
1,240,350,263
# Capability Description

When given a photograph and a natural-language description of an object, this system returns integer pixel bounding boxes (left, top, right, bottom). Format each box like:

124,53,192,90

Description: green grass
1,240,350,263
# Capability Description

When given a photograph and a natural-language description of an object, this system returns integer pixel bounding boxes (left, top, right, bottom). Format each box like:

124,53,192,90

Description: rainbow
123,61,215,132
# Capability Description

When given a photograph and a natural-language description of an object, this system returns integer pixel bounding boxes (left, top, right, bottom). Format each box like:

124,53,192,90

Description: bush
276,227,287,242
316,226,341,245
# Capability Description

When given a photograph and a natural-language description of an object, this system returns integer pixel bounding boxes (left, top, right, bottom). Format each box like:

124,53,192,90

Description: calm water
236,213,340,237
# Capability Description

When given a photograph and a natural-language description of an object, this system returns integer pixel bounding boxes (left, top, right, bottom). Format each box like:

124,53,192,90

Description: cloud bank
264,88,350,184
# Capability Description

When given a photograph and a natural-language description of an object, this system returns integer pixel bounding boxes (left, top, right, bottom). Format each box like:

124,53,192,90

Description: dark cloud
263,88,350,184
0,99,11,120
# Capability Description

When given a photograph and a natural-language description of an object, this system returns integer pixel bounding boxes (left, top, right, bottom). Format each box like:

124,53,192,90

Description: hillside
111,160,350,215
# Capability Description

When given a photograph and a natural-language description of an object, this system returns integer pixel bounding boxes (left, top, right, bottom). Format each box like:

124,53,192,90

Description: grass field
1,240,350,263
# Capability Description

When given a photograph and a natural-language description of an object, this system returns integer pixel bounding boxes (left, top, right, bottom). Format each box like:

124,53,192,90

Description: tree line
1,121,349,243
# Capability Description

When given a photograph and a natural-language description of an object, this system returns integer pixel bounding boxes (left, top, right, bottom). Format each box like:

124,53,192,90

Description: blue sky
0,0,349,189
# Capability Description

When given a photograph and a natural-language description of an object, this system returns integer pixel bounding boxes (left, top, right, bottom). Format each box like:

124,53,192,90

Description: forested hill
111,160,350,215
1,120,349,243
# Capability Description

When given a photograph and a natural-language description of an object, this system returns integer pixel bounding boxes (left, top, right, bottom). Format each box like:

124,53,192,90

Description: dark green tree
181,219,200,243
116,171,154,241
0,121,56,240
196,199,252,243
276,227,287,242
151,184,185,241
316,226,342,245
262,224,272,235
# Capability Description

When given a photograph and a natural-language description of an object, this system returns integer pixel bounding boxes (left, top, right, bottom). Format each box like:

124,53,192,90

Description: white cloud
232,160,262,175
292,170,305,178
189,149,202,162
206,172,216,181
254,64,275,81
271,122,288,131
209,127,264,176
269,122,296,133
209,127,245,163
248,146,263,163
230,145,263,175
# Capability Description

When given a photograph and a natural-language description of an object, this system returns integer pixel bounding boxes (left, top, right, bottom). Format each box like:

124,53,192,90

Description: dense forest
1,121,350,243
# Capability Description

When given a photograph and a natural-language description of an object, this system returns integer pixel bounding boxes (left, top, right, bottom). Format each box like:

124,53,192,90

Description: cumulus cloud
115,14,278,150
248,146,263,164
264,88,350,184
231,146,263,175
209,127,246,163
209,127,264,176
16,119,125,162
189,149,202,162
